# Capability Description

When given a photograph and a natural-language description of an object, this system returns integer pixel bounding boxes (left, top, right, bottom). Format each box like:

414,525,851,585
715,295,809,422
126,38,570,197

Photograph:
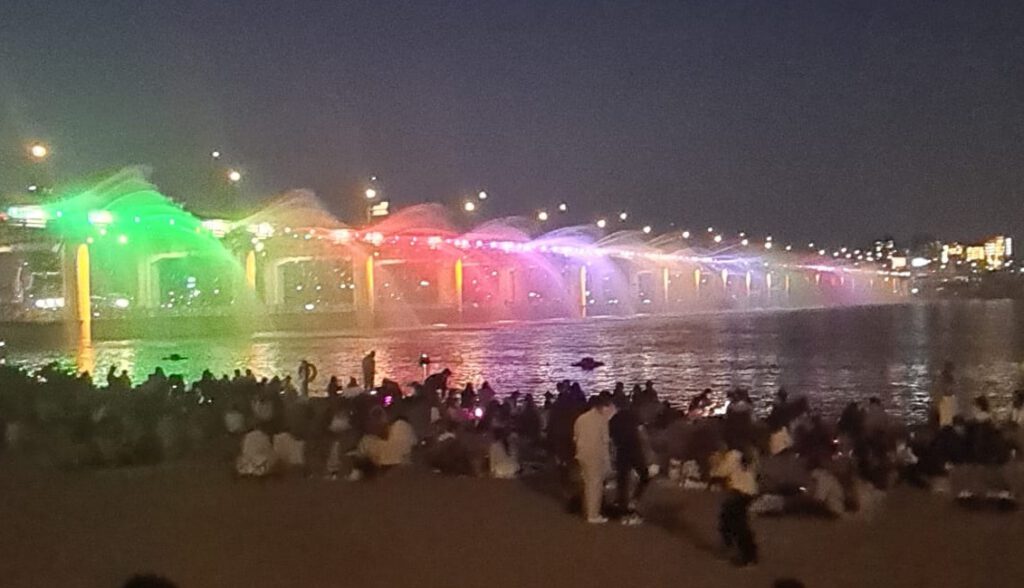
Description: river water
6,301,1024,423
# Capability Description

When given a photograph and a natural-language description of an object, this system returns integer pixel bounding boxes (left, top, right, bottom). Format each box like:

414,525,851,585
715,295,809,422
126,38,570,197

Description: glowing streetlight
537,210,549,221
707,226,714,233
463,201,477,212
27,184,38,193
28,143,48,160
227,169,242,183
211,150,221,159
713,234,723,243
618,211,628,221
596,218,607,229
364,188,377,200
764,241,773,250
477,191,488,200
682,230,691,239
642,225,652,234
557,202,568,212
741,238,749,246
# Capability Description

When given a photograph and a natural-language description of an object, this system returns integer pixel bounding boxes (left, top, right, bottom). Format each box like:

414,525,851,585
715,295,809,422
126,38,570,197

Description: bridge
0,169,910,340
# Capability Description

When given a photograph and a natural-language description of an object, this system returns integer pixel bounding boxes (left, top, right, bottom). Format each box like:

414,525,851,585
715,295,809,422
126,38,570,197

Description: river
5,300,1024,422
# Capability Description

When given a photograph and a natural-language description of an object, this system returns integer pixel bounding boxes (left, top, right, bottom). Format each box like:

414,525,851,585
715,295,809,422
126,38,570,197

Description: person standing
933,361,959,428
573,395,616,524
712,443,759,567
362,351,376,391
297,359,318,398
609,397,650,523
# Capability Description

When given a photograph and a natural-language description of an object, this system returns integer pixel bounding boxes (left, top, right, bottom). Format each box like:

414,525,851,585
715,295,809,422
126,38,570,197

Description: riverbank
1,456,1021,588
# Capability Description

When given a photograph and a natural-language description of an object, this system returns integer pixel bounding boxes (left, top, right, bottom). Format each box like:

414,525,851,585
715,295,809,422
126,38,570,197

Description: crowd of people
2,354,1024,569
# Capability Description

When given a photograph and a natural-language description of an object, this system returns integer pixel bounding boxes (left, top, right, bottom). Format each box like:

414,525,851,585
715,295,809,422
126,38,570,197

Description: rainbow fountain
0,169,910,343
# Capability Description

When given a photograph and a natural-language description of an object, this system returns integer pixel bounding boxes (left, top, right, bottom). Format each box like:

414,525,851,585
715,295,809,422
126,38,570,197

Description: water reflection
8,301,1024,422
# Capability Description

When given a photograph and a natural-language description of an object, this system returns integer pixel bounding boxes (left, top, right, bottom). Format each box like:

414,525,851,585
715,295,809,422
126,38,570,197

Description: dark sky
1,0,1022,245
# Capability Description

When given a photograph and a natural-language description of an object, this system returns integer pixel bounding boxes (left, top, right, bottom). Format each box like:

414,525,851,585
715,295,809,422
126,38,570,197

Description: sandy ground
1,457,1022,588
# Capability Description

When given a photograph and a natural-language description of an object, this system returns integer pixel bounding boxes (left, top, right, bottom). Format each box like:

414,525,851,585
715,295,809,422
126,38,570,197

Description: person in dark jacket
609,396,650,521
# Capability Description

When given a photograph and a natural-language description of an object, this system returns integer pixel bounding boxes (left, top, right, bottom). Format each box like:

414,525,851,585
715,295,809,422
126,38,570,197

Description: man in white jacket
574,394,617,524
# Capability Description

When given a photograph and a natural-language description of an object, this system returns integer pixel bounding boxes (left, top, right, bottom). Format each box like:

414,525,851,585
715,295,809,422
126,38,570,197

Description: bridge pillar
497,267,516,307
660,267,670,309
352,254,375,327
62,243,92,343
245,250,257,291
569,264,588,318
264,261,282,306
136,259,161,309
436,259,460,309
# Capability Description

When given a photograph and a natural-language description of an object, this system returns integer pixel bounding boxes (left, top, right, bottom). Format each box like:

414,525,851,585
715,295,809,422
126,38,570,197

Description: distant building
941,235,1013,270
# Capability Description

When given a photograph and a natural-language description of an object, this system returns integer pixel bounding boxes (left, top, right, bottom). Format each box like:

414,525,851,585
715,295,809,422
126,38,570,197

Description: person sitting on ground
236,424,278,477
767,415,794,456
489,427,520,479
342,377,364,398
327,376,341,398
350,409,418,480
1009,391,1024,427
972,395,992,424
688,388,713,419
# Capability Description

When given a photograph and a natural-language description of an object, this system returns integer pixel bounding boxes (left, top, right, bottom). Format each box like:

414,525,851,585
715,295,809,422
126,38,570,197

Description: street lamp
463,201,477,212
642,225,652,234
557,202,568,212
364,188,377,200
682,230,691,239
713,234,723,243
618,211,628,221
211,150,221,159
28,143,49,160
227,169,242,183
477,190,488,201
537,210,549,221
596,218,607,229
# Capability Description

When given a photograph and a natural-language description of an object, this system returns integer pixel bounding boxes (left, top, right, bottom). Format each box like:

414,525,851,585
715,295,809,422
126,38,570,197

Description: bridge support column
569,264,588,318
62,243,92,343
497,267,516,308
245,250,257,291
136,259,161,309
436,259,463,313
352,254,375,327
660,267,670,309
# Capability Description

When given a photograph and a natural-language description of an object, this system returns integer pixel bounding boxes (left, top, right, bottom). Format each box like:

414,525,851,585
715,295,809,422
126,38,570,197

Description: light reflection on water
7,301,1024,423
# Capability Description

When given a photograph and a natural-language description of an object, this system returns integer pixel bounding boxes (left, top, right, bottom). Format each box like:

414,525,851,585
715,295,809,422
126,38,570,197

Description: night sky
1,0,1022,245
